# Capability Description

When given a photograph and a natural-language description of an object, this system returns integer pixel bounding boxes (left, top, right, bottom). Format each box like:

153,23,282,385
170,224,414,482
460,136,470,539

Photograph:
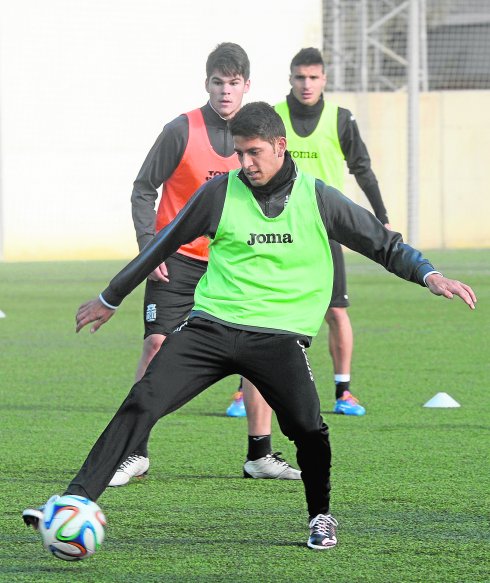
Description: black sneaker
307,513,338,549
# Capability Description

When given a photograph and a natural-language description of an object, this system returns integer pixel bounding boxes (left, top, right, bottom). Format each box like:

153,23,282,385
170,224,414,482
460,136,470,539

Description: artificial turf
1,250,488,582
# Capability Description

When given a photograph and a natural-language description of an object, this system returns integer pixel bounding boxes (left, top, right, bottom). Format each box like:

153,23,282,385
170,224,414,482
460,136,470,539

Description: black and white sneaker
108,454,149,487
307,513,338,549
243,452,301,480
22,495,60,530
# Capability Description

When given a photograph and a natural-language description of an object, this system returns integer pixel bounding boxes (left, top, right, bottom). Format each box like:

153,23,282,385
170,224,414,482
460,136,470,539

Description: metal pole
407,0,420,246
332,0,343,91
372,0,381,91
360,0,369,91
419,0,429,91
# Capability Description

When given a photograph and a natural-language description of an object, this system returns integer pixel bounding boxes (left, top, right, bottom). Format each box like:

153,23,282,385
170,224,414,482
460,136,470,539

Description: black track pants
67,318,332,517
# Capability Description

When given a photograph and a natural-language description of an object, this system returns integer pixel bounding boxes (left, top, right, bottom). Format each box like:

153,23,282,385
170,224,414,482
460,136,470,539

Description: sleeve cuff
423,271,443,287
99,293,118,310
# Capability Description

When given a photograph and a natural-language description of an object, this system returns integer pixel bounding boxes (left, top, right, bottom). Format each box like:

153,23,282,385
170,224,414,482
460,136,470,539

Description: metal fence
323,0,490,92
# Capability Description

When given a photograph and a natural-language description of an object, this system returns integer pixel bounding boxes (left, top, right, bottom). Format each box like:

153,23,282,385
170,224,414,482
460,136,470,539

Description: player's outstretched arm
76,298,115,334
425,273,477,310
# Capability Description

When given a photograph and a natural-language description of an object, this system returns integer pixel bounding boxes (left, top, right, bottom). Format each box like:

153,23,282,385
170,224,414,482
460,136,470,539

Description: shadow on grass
104,537,306,548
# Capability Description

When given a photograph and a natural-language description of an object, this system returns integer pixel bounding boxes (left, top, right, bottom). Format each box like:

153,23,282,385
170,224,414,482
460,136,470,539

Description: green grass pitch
1,250,489,582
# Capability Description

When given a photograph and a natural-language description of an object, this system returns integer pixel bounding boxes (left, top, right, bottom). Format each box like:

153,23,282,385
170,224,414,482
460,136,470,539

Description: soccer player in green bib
23,102,476,550
276,47,392,415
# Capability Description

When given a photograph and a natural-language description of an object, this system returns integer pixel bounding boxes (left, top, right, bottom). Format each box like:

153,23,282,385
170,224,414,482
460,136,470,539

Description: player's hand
384,223,392,230
76,298,115,333
148,261,169,283
425,274,477,310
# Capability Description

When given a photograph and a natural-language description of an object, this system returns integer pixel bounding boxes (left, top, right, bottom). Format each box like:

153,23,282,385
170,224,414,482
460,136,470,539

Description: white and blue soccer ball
39,495,106,561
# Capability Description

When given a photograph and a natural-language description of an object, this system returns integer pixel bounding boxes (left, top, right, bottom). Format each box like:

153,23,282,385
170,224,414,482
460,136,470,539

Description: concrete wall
330,91,490,249
1,2,488,261
0,0,322,261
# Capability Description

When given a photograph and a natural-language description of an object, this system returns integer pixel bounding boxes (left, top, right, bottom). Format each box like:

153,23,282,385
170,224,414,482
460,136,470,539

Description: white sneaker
108,455,150,487
243,452,301,480
22,495,60,530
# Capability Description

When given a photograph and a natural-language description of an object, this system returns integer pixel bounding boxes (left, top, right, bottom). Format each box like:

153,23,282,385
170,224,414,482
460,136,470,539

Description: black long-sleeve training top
103,153,434,313
131,95,389,253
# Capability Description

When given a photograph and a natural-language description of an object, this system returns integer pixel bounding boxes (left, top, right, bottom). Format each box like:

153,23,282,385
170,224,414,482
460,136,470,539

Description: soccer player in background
111,42,299,487
23,102,477,549
225,46,392,473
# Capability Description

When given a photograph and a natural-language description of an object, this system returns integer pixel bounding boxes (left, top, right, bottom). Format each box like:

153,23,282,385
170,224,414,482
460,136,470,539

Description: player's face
205,70,250,120
234,136,287,187
289,64,326,106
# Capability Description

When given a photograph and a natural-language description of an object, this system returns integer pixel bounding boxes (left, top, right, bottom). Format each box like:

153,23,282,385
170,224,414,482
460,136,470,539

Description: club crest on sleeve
145,303,157,322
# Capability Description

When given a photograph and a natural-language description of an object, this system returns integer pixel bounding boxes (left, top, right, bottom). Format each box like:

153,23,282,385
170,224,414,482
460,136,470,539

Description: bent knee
143,333,166,360
293,424,331,447
281,417,329,441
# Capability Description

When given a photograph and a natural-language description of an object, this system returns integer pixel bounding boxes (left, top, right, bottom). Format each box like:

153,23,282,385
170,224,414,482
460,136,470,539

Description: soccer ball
39,495,106,561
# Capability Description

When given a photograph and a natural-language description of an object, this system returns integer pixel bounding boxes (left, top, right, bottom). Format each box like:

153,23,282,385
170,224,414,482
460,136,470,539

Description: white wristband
99,293,118,310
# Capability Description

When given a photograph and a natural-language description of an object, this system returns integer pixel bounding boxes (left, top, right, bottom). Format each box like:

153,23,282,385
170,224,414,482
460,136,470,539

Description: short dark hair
290,47,325,72
206,42,250,81
229,102,286,146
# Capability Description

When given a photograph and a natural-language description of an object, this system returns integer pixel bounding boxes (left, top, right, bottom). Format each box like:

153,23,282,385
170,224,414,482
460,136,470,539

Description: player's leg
236,331,337,549
135,333,165,383
107,331,165,486
242,377,272,434
109,253,207,486
105,333,166,487
69,318,234,501
23,317,234,529
326,240,365,416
